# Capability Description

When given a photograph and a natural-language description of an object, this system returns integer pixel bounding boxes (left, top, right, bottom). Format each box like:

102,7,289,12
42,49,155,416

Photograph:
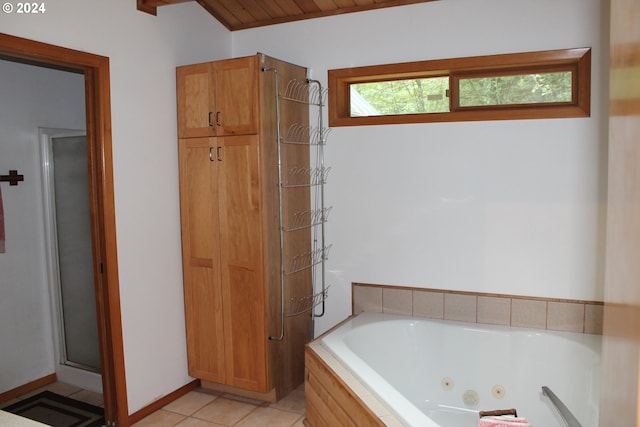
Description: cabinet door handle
208,112,214,127
216,146,222,161
215,111,222,126
209,147,215,162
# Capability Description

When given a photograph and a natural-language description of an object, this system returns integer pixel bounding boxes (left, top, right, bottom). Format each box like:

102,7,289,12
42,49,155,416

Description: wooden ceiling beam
137,0,193,16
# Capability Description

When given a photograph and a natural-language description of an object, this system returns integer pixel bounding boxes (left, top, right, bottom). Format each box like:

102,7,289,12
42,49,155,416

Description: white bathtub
319,312,601,427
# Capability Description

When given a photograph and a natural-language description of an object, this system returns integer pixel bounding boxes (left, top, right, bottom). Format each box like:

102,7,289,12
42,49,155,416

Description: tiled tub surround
305,312,602,427
352,282,604,334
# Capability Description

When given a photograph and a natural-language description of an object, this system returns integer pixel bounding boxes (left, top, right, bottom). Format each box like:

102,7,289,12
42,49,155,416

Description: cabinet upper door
177,63,215,138
177,56,259,138
215,57,259,136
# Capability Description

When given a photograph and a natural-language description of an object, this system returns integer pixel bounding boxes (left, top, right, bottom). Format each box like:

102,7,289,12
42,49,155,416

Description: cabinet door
178,137,226,382
218,135,268,391
177,64,216,138
215,57,259,136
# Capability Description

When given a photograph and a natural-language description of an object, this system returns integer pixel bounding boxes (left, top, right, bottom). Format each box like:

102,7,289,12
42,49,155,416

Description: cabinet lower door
179,135,269,392
178,137,226,383
218,135,269,392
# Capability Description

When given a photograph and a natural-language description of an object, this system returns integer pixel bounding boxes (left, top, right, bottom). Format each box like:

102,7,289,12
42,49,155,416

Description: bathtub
308,312,601,427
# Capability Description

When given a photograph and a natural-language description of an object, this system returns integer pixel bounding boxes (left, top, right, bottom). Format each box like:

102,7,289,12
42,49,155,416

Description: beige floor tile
291,417,306,427
192,397,257,425
269,387,305,414
233,407,303,427
220,393,265,406
69,389,104,407
132,409,186,426
164,391,217,416
175,417,226,427
22,382,82,398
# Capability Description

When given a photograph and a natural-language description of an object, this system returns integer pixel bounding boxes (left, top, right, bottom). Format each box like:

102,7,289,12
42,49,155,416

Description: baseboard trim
128,379,200,425
0,373,57,404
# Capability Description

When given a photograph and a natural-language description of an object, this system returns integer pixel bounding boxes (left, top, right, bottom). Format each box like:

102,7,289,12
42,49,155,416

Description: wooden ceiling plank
214,0,258,24
145,0,192,5
332,0,357,7
372,0,430,6
329,0,435,16
257,1,290,18
352,0,376,6
292,0,323,14
313,0,340,12
196,0,242,29
272,0,305,16
236,0,273,21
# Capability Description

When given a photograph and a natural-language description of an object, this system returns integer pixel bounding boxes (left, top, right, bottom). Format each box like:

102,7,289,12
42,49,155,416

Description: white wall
1,0,230,413
232,0,610,336
0,60,85,394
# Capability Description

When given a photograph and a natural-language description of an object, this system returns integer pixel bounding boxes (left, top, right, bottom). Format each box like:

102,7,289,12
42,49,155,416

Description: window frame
328,48,591,127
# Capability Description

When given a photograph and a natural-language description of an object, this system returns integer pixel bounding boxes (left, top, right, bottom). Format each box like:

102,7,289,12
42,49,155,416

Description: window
328,48,590,127
350,76,449,116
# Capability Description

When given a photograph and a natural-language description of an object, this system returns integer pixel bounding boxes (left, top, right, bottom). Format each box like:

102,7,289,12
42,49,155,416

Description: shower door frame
41,130,103,388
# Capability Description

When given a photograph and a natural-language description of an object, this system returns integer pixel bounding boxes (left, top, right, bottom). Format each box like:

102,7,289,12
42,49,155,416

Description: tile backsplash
352,283,604,334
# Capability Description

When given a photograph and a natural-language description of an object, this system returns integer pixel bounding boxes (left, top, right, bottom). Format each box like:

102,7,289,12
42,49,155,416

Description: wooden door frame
0,33,128,426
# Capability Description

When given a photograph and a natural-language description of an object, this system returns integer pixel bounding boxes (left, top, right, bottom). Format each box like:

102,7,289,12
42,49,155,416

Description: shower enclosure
41,130,102,392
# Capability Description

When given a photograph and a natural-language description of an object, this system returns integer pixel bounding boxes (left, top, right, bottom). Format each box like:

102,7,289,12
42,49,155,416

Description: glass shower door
47,134,101,372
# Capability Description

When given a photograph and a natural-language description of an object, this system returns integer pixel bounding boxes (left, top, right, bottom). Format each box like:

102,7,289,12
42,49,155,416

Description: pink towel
0,185,5,253
478,416,532,427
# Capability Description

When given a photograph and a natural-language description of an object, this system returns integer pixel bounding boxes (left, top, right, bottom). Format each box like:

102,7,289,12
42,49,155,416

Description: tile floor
132,385,306,427
1,382,306,427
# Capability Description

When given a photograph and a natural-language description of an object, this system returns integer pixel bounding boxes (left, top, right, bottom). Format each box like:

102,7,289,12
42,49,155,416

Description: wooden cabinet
178,135,267,391
177,54,312,400
177,57,258,138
